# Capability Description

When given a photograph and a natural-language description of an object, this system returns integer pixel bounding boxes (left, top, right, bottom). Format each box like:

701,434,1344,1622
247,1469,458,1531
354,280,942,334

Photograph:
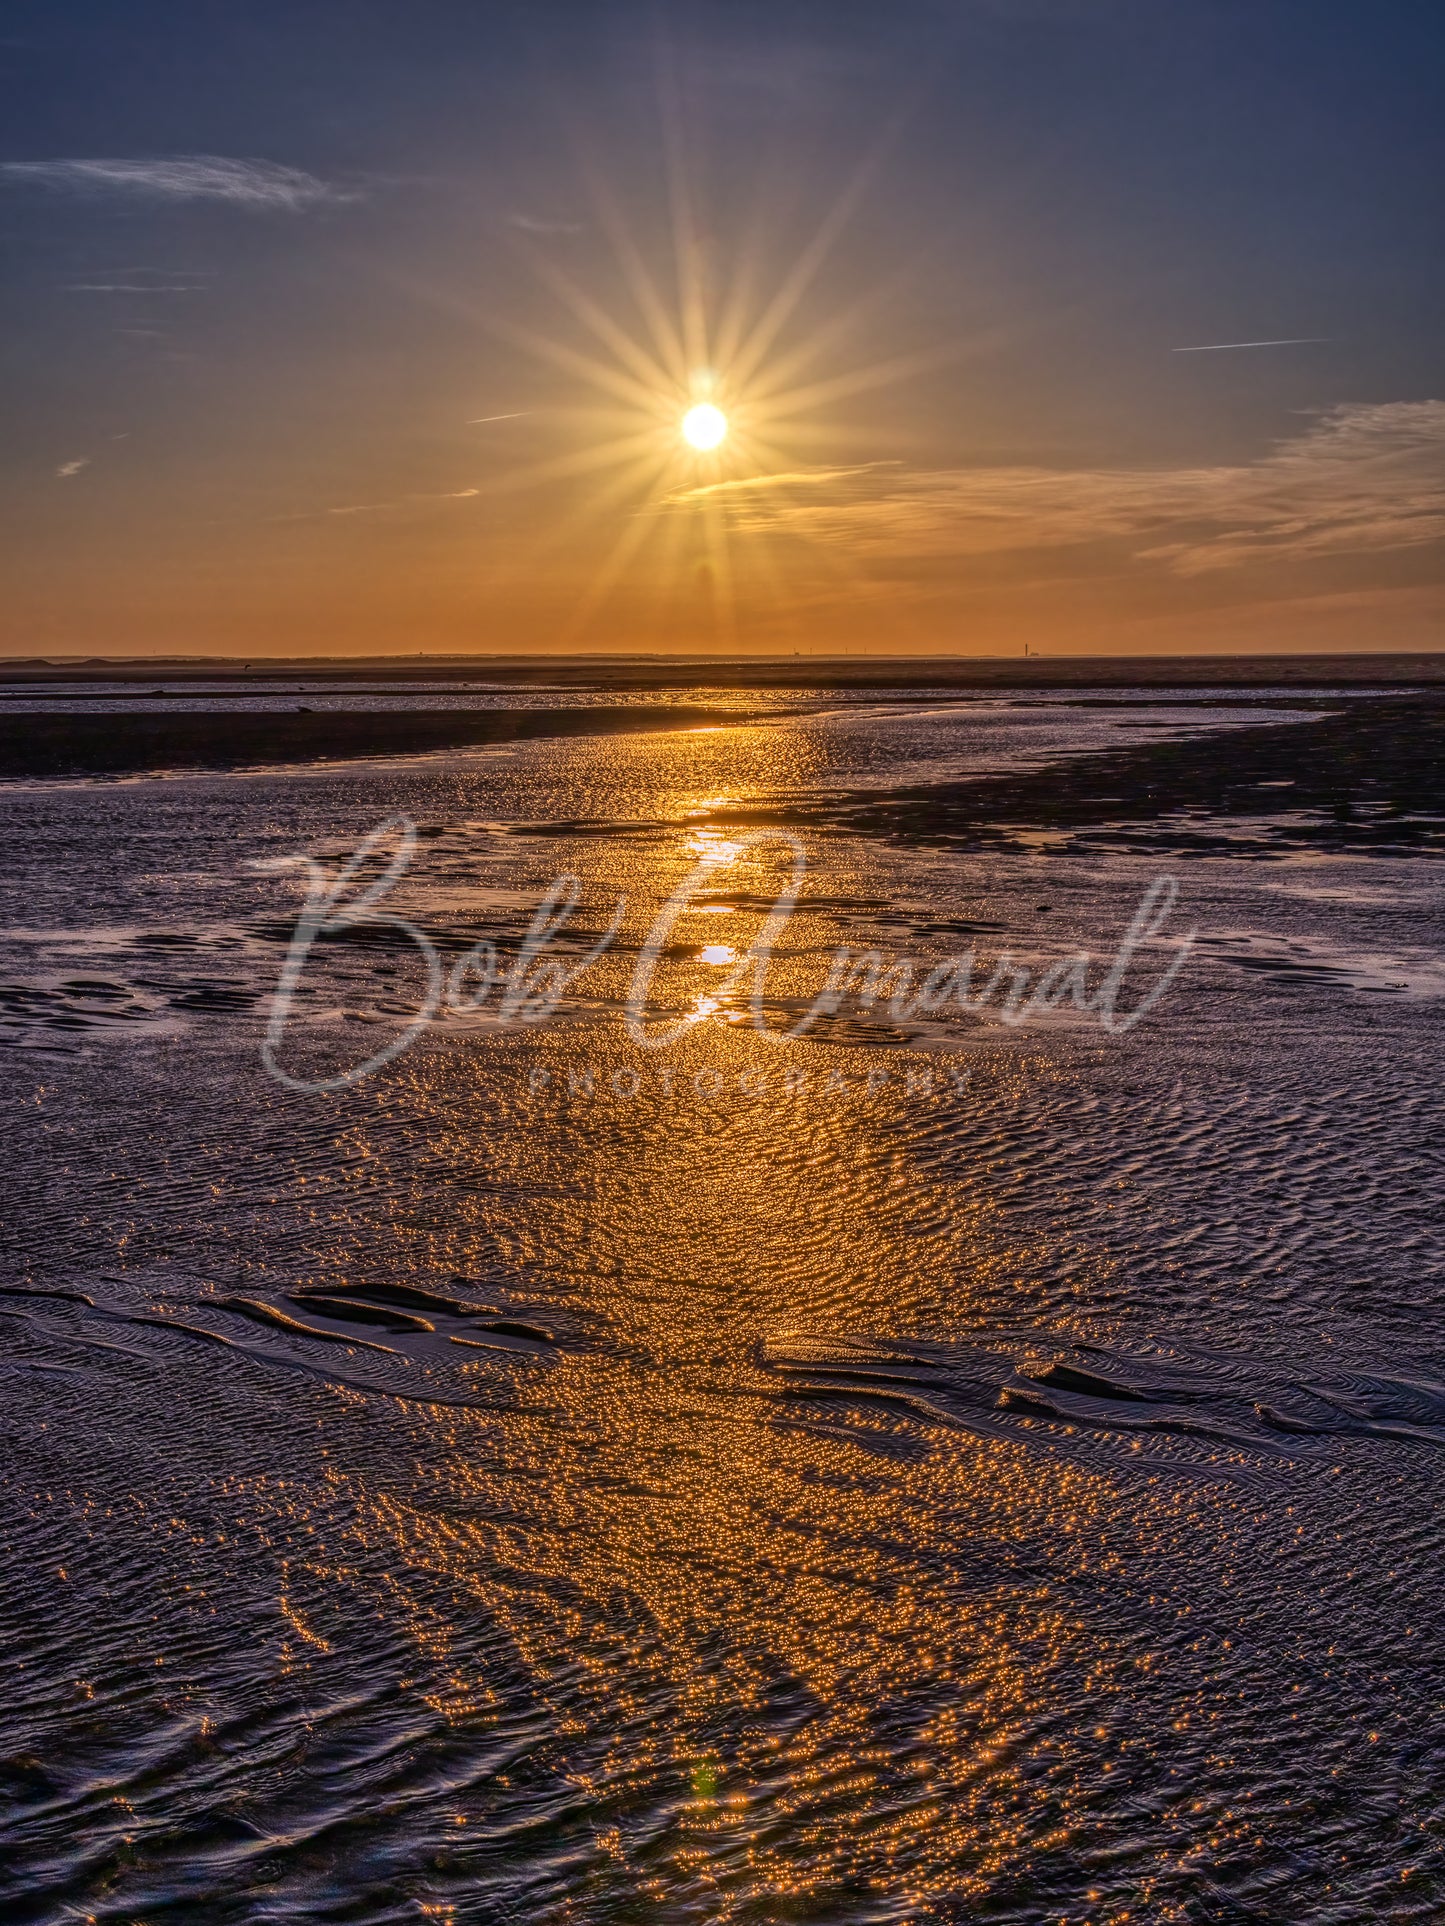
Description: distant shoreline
1,651,1443,693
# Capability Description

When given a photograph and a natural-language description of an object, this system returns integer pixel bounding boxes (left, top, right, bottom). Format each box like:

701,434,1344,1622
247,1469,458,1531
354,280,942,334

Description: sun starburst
469,95,947,645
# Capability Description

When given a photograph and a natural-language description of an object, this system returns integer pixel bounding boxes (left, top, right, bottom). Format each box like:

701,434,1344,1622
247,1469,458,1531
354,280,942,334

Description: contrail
1171,337,1330,353
467,411,528,423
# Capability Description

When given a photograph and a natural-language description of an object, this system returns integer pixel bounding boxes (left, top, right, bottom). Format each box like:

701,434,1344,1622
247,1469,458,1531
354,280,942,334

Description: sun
482,126,939,643
681,402,728,451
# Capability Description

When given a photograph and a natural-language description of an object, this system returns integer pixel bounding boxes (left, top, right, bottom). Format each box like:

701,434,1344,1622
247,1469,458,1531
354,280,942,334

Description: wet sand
4,659,1442,843
2,684,1443,1922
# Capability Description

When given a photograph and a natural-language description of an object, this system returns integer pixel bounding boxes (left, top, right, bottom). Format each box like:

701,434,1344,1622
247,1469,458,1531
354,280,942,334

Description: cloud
1,156,350,210
65,266,209,297
56,458,90,479
700,403,1445,578
1171,338,1330,353
319,487,480,519
507,213,583,237
666,465,891,508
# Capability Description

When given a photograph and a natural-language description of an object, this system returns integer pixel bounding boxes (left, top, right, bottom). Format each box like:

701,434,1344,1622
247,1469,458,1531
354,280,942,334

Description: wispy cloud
65,267,208,306
507,213,583,237
699,403,1445,578
1172,337,1330,353
1,156,351,210
55,457,90,480
323,487,480,519
666,464,891,507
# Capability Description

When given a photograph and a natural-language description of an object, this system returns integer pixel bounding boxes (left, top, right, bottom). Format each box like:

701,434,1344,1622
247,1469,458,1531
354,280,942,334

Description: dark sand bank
714,690,1445,857
0,703,751,780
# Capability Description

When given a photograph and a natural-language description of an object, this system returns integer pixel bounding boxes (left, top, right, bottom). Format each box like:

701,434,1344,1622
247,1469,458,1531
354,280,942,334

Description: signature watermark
254,816,1196,1093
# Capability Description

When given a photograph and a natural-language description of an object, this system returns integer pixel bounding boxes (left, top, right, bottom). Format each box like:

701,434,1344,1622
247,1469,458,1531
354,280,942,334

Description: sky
1,0,1441,658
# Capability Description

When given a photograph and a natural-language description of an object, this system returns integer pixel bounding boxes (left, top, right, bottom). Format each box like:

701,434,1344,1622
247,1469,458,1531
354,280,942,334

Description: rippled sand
1,697,1441,1923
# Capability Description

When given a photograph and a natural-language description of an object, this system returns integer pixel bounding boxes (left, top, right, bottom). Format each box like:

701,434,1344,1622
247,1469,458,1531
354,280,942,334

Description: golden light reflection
347,983,1120,1911
230,738,1240,1918
685,832,742,865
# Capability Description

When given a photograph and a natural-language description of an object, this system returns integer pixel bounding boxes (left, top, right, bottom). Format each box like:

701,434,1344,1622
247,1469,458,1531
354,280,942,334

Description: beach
1,661,1442,1921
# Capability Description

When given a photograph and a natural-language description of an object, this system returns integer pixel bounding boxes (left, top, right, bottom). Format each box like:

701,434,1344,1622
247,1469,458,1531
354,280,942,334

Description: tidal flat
0,658,1442,1924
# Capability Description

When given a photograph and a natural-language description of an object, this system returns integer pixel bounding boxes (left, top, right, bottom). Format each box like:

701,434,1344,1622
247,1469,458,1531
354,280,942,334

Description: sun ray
576,161,691,389
757,342,962,419
726,125,899,394
739,258,934,406
484,313,668,417
517,252,678,402
558,480,677,644
470,90,939,643
655,37,713,382
477,421,682,496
